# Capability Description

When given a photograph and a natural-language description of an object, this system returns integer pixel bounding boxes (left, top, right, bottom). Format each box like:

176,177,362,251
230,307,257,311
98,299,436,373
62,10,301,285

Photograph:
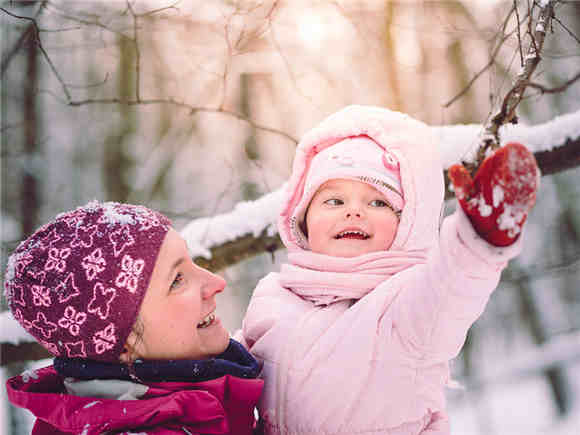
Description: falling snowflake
21,369,39,383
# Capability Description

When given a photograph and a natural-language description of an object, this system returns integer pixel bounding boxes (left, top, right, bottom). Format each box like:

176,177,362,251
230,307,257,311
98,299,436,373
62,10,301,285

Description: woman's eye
170,272,184,291
324,198,343,206
370,199,388,207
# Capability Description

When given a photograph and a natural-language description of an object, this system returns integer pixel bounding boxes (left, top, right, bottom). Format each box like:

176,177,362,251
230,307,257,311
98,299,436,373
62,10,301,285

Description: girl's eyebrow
317,187,340,196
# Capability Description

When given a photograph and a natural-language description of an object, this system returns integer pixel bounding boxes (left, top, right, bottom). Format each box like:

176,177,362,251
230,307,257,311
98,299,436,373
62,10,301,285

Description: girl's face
121,229,230,362
305,179,399,257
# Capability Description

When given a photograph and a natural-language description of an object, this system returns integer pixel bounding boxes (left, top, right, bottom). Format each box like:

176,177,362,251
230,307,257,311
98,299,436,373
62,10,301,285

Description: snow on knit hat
290,136,404,249
4,201,171,362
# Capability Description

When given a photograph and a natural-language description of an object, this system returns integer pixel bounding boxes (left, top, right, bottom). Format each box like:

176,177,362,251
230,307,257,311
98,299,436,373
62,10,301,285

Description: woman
5,200,263,434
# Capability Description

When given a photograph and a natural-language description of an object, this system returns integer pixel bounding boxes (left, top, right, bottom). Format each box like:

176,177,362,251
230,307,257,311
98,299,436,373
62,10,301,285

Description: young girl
238,105,539,434
4,201,263,435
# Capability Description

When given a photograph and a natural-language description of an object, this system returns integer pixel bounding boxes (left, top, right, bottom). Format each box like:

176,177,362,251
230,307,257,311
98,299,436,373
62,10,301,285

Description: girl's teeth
197,313,215,328
335,231,369,239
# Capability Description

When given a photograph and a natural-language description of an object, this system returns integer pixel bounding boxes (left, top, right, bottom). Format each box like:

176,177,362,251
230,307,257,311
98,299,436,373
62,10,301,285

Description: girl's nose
201,269,226,299
345,204,363,219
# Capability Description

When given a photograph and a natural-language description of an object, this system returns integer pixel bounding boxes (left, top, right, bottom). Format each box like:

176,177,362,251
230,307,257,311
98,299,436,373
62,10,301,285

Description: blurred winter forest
1,0,580,434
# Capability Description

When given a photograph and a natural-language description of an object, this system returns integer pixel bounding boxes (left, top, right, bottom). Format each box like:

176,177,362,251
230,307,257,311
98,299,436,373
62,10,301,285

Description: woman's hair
125,316,146,382
126,317,146,362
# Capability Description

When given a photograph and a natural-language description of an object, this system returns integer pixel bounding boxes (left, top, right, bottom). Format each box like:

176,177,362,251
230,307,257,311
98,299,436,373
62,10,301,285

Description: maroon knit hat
4,201,171,362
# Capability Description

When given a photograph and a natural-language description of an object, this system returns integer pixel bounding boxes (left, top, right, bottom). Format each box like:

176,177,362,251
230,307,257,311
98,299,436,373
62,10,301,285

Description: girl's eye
170,272,184,292
369,199,388,207
324,198,343,206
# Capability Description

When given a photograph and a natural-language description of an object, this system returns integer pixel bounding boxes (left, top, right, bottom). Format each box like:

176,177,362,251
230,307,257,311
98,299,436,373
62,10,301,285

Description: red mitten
448,142,539,247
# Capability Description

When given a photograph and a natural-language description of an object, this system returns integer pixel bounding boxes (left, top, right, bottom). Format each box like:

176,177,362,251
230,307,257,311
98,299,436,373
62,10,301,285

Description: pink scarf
279,250,428,306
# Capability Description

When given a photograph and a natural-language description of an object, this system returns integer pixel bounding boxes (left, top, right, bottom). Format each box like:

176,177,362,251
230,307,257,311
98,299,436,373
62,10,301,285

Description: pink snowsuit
240,106,524,434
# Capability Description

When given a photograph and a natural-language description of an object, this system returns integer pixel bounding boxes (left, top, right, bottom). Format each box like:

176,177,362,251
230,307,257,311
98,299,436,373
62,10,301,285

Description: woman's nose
201,270,226,299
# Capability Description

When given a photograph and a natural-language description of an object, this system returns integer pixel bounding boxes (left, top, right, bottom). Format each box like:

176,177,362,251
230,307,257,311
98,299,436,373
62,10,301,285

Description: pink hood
279,105,443,254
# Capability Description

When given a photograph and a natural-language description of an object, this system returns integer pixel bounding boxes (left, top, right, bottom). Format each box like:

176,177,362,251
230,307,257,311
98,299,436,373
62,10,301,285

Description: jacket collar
53,338,261,382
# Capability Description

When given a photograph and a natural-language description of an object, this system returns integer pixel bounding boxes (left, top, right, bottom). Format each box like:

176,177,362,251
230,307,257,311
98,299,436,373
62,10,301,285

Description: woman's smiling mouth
197,311,216,328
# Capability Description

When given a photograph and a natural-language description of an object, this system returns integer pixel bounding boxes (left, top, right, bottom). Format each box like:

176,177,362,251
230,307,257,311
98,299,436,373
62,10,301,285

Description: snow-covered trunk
22,19,40,238
516,261,574,415
103,33,135,203
5,17,43,435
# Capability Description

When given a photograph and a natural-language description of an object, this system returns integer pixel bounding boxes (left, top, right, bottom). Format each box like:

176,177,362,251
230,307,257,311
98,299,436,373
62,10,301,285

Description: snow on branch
2,111,580,362
475,0,557,170
180,187,285,267
181,110,580,270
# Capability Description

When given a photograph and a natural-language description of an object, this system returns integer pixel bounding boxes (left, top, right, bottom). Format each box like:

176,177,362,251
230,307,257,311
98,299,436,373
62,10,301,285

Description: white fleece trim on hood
278,105,444,254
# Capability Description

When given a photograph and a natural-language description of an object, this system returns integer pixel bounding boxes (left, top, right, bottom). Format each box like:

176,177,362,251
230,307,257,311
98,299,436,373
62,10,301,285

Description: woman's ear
119,346,131,363
119,332,139,363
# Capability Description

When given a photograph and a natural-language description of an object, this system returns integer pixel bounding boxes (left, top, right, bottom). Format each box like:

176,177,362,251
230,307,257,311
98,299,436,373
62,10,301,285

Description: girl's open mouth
334,230,370,240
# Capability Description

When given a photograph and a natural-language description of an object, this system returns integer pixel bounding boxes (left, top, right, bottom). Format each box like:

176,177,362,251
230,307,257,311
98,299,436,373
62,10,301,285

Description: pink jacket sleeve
388,207,523,363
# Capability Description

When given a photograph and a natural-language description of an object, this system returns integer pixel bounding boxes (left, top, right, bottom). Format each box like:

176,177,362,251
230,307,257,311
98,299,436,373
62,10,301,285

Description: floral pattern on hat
4,201,171,362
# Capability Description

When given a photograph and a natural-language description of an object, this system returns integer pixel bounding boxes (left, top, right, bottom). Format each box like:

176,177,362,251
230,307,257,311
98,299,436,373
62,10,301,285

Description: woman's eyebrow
166,257,186,281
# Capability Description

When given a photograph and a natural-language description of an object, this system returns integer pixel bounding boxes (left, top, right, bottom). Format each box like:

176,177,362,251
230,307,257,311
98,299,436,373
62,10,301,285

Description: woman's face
121,228,230,362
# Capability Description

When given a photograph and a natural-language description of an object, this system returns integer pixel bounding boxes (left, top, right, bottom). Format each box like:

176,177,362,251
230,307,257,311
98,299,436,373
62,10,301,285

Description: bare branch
44,3,133,40
66,97,298,143
0,23,34,75
443,32,514,108
198,133,580,272
514,0,525,66
126,0,141,101
525,70,580,94
2,132,579,365
202,135,580,273
64,72,110,89
443,5,517,108
552,14,580,46
472,0,556,173
135,0,181,18
1,6,72,101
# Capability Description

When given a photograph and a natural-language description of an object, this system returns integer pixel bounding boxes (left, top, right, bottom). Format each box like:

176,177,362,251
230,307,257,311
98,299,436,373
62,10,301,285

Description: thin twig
0,22,34,75
126,0,141,102
443,5,517,108
525,70,580,94
473,0,556,172
64,73,110,89
514,0,524,66
443,32,515,108
552,14,580,46
135,0,181,18
44,3,133,40
1,7,72,101
6,5,296,148
67,98,298,143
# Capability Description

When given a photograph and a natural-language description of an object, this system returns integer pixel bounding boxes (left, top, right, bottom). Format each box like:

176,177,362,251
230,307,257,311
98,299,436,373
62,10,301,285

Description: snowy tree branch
187,133,580,276
186,112,580,274
474,0,556,171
